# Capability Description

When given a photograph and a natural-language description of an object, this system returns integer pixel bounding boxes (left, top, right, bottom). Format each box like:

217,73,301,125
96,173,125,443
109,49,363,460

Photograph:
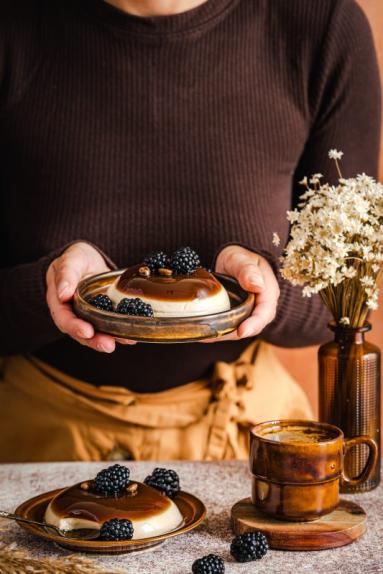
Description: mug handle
341,436,378,488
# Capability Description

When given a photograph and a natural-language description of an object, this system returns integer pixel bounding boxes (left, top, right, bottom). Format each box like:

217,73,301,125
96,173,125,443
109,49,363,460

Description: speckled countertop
0,461,382,574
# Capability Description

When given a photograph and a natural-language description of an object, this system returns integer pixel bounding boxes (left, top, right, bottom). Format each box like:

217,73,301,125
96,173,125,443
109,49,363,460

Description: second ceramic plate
15,488,206,554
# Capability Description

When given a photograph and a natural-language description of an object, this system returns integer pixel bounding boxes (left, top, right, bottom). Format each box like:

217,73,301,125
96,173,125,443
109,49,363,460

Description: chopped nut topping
80,481,90,491
126,482,138,496
139,265,151,277
158,267,173,276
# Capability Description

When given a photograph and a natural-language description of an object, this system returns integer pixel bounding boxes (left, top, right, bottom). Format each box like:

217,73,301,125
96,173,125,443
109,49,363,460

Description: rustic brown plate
73,271,254,343
15,489,206,554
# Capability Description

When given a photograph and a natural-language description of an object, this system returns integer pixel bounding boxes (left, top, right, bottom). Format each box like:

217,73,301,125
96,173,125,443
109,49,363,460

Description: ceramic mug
249,420,378,522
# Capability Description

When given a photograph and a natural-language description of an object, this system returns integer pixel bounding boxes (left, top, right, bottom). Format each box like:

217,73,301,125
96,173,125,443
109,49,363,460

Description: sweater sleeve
0,250,67,356
264,0,381,348
217,0,381,348
0,3,117,356
0,242,117,356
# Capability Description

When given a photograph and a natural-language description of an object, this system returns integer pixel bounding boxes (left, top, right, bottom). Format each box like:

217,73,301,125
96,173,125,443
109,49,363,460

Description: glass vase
318,322,381,493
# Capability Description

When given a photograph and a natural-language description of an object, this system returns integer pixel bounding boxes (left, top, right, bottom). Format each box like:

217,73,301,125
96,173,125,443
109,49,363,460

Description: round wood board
231,498,366,551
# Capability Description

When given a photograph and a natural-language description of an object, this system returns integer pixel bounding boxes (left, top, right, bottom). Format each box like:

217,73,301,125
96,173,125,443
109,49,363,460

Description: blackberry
170,247,201,275
144,467,180,499
143,251,169,273
93,464,130,496
192,554,225,574
99,518,134,541
116,297,154,317
230,531,269,562
116,298,134,314
88,294,113,312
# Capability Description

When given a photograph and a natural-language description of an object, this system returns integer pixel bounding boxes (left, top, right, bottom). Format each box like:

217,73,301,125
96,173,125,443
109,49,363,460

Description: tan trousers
0,342,313,462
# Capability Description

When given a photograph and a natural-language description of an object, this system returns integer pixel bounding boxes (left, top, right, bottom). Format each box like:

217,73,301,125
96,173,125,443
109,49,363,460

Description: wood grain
231,498,367,551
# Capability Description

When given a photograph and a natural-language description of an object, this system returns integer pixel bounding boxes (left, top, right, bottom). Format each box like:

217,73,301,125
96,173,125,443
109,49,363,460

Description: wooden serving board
231,498,366,551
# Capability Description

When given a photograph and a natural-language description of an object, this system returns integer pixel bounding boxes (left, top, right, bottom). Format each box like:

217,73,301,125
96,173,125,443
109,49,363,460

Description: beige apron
0,342,313,462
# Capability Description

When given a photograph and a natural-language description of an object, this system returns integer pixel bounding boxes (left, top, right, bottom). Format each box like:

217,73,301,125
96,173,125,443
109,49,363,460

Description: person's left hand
203,245,280,342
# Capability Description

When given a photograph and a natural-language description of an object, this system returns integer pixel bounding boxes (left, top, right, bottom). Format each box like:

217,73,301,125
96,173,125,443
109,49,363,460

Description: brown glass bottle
318,323,381,493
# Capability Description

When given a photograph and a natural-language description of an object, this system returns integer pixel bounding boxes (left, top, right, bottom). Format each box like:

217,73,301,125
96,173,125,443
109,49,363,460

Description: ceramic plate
73,271,254,343
15,489,206,554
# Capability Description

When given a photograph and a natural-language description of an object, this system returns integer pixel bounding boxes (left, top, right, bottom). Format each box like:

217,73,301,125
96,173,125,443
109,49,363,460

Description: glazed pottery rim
250,419,343,447
250,473,341,486
328,320,371,333
75,269,254,323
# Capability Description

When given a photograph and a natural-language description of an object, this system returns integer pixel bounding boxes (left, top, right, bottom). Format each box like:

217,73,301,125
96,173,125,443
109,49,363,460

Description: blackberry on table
88,294,113,312
170,247,201,275
230,531,269,562
116,297,154,317
144,467,180,499
99,518,134,541
93,464,130,496
143,251,169,273
192,554,225,574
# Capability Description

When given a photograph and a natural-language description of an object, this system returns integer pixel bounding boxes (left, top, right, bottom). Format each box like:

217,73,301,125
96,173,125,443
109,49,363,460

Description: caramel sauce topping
116,265,221,301
50,481,171,524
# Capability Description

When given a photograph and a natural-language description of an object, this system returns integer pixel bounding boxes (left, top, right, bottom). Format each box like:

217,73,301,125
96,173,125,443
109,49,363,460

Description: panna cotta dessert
44,465,184,541
108,265,230,318
88,247,231,318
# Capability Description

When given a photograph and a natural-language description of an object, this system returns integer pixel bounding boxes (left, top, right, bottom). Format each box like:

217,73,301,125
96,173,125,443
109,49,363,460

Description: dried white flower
272,232,281,247
299,176,308,186
287,210,300,224
309,173,324,185
360,276,375,287
342,266,357,279
280,150,383,327
328,149,344,160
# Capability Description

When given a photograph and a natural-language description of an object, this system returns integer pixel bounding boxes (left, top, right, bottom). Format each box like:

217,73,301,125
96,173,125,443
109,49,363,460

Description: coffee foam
262,426,334,445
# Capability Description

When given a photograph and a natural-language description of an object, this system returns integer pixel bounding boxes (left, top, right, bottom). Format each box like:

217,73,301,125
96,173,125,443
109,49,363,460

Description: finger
72,333,116,353
257,257,281,300
237,263,265,293
218,247,260,278
47,261,116,352
238,309,271,338
50,297,115,352
115,338,137,346
198,330,240,343
238,298,277,338
53,258,88,302
47,276,95,339
217,249,266,293
53,303,95,339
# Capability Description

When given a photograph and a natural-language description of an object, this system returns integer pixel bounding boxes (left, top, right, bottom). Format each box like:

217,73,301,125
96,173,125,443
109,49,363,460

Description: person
0,0,380,462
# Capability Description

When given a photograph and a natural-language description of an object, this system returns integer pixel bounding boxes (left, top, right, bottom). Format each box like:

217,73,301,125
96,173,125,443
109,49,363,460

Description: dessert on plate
44,465,184,541
88,247,231,318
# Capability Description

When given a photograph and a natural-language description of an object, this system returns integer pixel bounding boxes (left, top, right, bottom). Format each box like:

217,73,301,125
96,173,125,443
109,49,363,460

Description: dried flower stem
334,158,343,180
0,543,122,574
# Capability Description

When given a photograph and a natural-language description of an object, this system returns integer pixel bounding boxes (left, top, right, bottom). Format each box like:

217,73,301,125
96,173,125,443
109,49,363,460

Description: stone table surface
0,461,382,574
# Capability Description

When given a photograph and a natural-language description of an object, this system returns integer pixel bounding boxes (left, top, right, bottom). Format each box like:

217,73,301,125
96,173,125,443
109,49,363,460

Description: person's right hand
46,242,136,352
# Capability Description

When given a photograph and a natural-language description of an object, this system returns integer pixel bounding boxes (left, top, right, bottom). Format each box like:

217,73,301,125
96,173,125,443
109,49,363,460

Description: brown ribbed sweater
0,0,381,392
